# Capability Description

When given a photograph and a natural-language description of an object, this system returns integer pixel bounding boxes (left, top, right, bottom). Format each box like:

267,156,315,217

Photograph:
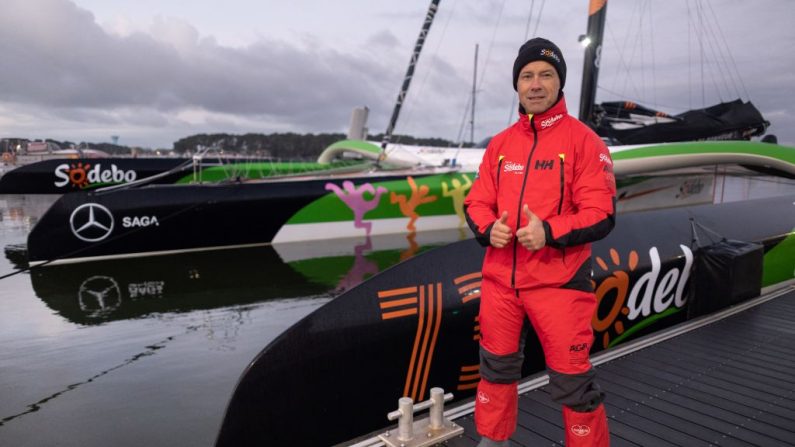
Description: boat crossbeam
379,387,463,447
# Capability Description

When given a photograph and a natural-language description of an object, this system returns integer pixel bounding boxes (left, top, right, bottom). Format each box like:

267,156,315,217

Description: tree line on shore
6,133,472,158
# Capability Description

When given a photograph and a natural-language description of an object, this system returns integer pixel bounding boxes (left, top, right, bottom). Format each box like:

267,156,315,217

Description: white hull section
271,215,467,244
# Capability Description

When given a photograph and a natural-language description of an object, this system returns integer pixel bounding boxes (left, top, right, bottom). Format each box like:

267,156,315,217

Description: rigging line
706,0,750,100
0,265,31,281
700,19,729,103
530,0,545,38
618,3,645,102
94,156,195,194
639,0,647,103
697,0,705,107
691,1,718,103
696,1,732,102
396,0,458,146
604,25,639,101
455,93,472,146
647,2,656,101
455,0,506,146
648,1,657,110
475,0,506,93
698,0,730,105
686,0,692,109
699,2,731,107
456,0,507,146
611,2,644,101
507,0,539,127
701,1,744,100
632,2,648,101
610,0,640,96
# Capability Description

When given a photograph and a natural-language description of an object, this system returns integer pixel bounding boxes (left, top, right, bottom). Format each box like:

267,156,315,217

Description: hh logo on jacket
534,159,555,170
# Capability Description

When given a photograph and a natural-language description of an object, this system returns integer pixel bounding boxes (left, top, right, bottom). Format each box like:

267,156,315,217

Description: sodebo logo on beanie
540,48,561,63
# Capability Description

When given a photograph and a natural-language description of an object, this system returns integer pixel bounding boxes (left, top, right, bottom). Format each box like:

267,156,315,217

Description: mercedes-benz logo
70,203,115,242
78,275,122,318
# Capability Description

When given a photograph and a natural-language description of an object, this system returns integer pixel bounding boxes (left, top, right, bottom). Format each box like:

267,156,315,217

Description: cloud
0,0,401,146
0,0,793,148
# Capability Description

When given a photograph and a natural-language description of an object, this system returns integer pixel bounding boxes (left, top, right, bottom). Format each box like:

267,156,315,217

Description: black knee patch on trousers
479,346,524,384
547,368,605,412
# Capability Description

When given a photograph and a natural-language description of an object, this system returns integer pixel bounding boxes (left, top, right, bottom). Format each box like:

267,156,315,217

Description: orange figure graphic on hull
390,176,437,231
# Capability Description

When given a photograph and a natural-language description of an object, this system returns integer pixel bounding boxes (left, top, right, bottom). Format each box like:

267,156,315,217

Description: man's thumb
523,204,539,221
499,210,509,223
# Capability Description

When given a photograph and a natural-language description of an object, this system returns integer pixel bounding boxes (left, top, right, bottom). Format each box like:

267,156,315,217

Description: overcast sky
1,0,793,149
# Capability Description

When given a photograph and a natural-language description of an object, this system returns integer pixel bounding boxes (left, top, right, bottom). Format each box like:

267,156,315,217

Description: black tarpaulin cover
595,99,769,145
687,237,764,319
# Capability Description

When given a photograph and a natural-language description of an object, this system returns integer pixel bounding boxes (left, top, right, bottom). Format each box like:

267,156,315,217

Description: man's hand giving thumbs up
516,204,546,251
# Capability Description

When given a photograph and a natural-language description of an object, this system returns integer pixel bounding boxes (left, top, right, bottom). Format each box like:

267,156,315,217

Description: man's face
516,60,560,115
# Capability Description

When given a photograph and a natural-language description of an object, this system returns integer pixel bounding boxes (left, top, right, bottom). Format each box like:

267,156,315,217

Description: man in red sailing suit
464,37,616,447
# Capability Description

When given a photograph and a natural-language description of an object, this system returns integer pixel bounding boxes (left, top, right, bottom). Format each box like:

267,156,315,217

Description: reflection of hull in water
30,246,327,325
26,229,467,325
26,140,795,267
216,194,795,446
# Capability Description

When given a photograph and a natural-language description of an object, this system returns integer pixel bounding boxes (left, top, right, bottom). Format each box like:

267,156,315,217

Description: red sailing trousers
475,276,609,445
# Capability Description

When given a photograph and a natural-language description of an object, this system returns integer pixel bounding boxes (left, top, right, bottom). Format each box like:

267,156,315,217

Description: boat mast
578,0,608,125
381,0,441,152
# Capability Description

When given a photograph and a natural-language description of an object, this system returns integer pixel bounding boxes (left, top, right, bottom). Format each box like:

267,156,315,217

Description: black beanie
512,37,566,91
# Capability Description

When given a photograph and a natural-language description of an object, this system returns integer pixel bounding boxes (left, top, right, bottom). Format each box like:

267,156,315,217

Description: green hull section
173,160,370,184
763,228,795,287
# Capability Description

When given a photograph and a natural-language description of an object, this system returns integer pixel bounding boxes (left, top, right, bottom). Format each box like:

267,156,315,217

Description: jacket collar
519,94,568,133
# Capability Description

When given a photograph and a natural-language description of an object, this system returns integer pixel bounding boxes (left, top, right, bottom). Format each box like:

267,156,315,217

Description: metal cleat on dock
378,387,463,447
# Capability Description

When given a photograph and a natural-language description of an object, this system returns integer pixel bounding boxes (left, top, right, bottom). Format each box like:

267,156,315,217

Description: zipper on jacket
556,153,565,215
512,115,539,290
557,153,566,264
496,155,505,188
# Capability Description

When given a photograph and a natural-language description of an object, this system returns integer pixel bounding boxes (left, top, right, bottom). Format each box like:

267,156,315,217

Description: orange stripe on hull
405,286,426,400
378,286,418,298
458,282,481,294
379,297,418,309
453,272,481,284
413,285,434,401
382,308,418,320
419,283,443,401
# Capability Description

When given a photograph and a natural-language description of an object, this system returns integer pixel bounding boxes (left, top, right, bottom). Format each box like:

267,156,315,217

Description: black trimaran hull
27,171,443,265
215,195,795,446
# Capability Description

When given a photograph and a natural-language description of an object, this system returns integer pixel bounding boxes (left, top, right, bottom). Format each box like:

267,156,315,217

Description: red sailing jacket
464,96,616,291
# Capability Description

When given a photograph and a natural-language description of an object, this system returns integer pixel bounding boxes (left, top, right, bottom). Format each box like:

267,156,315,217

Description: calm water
0,194,464,447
